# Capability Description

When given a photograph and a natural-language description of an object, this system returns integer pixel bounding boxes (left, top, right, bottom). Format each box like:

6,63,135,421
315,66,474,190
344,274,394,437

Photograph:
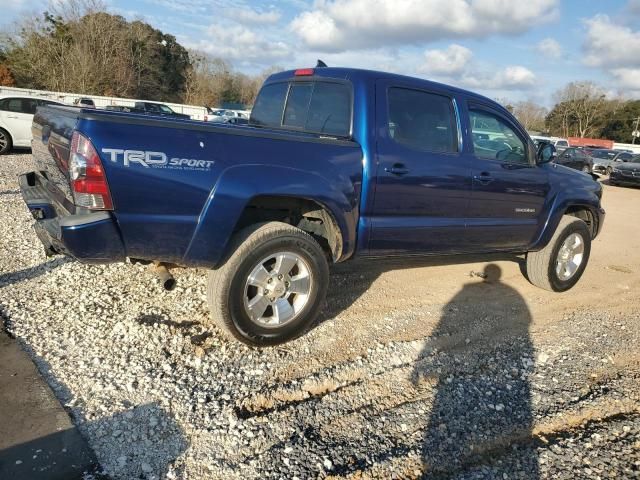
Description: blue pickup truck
20,66,604,346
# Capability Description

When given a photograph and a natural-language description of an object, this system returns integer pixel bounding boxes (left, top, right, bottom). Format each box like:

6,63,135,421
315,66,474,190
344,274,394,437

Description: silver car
593,150,635,175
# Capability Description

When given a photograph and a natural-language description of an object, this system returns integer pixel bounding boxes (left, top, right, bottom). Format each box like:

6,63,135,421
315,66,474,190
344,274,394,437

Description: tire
581,165,590,173
525,216,591,292
0,128,12,155
206,222,329,346
606,166,612,176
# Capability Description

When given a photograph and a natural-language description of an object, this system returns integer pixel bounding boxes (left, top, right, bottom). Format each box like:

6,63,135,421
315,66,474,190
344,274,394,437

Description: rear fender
183,165,359,267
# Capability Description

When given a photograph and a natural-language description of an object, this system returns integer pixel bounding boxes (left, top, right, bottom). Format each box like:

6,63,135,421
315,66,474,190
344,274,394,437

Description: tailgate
31,105,78,203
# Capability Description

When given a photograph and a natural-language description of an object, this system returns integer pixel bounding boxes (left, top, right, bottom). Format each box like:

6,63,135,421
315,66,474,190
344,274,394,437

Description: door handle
385,164,409,176
6,115,18,119
473,172,494,185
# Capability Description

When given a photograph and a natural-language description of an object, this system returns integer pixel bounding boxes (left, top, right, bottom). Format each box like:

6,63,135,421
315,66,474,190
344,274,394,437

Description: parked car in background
609,154,640,187
224,116,249,125
552,138,569,154
134,101,191,119
0,95,65,154
591,149,625,174
554,147,593,173
73,98,95,108
204,108,249,122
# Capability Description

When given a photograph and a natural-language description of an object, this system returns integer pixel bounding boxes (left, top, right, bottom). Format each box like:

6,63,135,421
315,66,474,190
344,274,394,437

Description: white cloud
184,23,290,63
583,14,640,68
611,68,640,91
415,44,536,91
457,65,537,91
536,38,562,59
418,44,472,75
225,6,281,24
290,0,559,52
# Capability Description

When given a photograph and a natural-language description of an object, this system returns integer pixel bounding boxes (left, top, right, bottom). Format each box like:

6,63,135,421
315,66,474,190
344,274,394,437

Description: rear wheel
525,216,591,292
0,128,12,155
581,164,590,173
206,222,329,346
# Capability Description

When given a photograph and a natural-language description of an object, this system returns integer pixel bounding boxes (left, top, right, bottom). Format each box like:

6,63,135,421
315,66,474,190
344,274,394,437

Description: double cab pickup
20,66,604,346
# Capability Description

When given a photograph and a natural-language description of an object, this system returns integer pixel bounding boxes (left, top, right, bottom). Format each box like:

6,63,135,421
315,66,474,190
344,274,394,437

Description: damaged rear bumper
19,172,125,264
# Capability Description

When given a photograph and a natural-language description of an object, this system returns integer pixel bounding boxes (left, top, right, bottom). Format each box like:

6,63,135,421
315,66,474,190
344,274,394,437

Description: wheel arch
183,164,359,268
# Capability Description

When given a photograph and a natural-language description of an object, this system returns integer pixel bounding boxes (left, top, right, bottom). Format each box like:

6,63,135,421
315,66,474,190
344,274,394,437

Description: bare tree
512,100,548,132
553,82,607,138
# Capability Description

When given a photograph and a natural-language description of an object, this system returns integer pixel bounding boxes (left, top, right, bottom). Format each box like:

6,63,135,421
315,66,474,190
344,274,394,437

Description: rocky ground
1,153,639,479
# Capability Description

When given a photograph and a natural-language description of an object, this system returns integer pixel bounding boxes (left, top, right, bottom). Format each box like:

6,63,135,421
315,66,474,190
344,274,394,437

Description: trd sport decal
102,148,214,170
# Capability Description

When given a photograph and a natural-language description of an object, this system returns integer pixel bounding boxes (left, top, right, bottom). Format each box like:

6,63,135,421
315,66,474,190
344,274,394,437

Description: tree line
505,82,640,144
0,0,272,107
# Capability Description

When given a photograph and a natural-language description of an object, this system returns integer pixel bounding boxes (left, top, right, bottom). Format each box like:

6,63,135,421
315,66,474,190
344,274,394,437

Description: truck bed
29,106,363,266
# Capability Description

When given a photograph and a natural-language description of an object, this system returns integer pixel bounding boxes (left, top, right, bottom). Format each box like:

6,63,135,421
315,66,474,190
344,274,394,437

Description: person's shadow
412,264,540,478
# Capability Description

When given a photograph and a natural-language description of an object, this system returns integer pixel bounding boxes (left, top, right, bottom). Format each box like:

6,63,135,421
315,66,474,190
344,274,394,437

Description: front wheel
524,216,591,292
206,222,329,346
581,165,590,173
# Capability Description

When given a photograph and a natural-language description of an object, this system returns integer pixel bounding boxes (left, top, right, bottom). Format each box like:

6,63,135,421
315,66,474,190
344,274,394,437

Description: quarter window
387,87,458,153
469,109,527,164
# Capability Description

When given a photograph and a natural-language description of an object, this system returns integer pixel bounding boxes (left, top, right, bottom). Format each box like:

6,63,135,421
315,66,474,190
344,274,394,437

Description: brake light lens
294,68,314,76
69,131,113,210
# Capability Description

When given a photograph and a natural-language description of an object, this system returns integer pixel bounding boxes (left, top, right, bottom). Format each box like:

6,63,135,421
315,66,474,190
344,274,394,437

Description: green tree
599,100,640,143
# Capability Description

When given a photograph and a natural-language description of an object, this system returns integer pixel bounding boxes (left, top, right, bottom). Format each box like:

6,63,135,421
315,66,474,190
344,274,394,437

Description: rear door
465,104,549,250
369,81,472,254
0,97,37,147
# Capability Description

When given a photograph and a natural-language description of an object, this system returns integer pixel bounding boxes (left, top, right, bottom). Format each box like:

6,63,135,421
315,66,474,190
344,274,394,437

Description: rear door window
0,97,36,114
387,87,458,153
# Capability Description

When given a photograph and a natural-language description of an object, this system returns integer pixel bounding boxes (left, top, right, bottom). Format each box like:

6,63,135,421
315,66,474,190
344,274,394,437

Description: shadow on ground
0,257,73,289
412,264,539,478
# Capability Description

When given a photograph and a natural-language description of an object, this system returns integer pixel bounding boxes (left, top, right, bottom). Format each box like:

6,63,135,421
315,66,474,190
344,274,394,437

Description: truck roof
266,66,501,109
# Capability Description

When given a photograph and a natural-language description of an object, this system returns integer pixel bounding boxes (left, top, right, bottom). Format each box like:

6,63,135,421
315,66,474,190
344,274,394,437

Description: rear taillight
69,131,113,210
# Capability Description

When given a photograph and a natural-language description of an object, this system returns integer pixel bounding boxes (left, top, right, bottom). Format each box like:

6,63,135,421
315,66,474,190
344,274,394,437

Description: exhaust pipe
153,263,176,291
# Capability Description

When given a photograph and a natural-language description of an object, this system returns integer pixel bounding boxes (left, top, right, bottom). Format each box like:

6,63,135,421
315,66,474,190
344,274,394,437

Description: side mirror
537,143,556,164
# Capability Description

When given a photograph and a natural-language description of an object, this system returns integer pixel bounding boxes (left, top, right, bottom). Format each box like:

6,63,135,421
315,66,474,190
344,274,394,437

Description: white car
0,95,65,154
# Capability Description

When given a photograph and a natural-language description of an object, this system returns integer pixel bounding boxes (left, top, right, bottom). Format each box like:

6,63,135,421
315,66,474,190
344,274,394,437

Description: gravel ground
1,153,639,479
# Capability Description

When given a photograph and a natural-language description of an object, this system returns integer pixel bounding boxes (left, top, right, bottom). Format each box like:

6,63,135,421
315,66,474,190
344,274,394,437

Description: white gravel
1,153,639,479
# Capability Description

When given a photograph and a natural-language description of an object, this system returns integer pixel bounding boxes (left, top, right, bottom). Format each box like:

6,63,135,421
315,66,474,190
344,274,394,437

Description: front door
369,82,472,255
466,104,549,250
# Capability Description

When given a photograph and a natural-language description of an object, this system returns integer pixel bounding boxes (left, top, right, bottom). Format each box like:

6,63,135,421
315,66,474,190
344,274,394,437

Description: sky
3,0,640,105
